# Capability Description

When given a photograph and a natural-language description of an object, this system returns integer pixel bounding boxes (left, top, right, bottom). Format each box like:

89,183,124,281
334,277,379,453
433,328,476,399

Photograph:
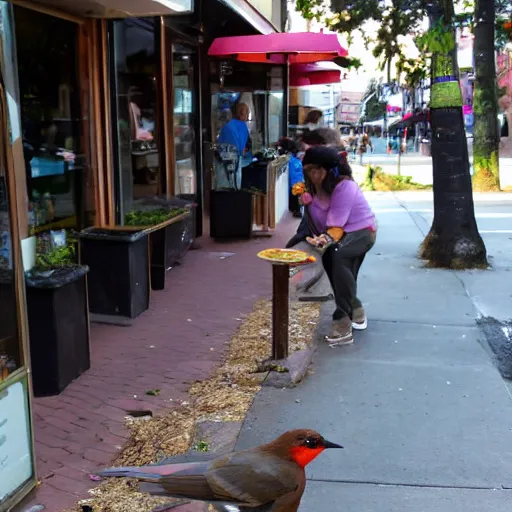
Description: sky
287,5,385,93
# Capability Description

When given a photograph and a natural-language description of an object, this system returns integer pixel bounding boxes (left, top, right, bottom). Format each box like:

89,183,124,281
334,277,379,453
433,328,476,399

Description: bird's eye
304,437,320,448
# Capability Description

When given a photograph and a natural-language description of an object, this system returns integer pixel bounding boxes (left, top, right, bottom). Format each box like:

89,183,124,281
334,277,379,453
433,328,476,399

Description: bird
96,428,343,512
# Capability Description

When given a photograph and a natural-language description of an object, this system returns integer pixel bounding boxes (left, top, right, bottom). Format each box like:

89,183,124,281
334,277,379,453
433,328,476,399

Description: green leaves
35,243,75,271
416,18,456,54
124,208,186,227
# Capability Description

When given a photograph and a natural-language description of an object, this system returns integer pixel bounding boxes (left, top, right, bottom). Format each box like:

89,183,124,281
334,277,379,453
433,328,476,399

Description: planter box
149,210,195,291
78,228,149,319
25,266,90,397
210,190,253,239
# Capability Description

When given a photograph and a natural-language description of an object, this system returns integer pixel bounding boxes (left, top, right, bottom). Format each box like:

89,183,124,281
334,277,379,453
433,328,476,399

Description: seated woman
301,146,377,345
286,127,345,248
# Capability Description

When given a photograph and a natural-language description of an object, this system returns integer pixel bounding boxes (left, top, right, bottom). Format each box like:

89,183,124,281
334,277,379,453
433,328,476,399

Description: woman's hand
301,192,313,206
306,234,332,249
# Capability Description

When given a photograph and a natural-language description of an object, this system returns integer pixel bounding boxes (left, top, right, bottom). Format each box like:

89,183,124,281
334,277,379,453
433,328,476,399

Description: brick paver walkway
14,215,298,512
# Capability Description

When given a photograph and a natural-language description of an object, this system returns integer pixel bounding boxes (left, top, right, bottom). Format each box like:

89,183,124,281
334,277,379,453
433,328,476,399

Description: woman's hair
276,137,299,156
304,109,324,125
302,146,353,195
301,127,343,148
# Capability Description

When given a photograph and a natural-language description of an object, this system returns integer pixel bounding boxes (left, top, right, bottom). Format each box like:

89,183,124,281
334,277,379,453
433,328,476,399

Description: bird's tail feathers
96,467,164,481
139,481,175,496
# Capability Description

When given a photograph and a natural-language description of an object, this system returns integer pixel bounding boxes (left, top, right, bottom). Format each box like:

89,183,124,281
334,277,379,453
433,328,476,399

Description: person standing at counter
277,137,303,218
216,102,250,189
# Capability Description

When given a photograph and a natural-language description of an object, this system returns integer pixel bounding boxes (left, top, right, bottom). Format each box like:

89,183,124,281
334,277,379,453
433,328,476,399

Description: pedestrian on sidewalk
302,146,377,345
357,131,372,165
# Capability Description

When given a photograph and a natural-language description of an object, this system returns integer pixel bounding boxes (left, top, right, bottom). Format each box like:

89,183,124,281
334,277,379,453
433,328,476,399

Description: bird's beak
323,439,343,449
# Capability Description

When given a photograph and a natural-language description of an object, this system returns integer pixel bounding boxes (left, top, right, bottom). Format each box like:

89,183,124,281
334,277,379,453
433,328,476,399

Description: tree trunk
472,0,501,191
419,0,488,269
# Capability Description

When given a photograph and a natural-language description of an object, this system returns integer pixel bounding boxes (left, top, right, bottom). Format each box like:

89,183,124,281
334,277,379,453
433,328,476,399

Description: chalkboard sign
0,378,34,503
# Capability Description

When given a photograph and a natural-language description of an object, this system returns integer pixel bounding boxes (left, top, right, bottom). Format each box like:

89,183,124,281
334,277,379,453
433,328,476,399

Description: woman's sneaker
325,317,354,345
352,307,368,330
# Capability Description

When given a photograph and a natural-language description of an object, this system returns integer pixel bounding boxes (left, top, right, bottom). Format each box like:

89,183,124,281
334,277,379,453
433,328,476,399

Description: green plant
35,243,75,270
362,166,431,191
124,208,186,227
194,440,209,452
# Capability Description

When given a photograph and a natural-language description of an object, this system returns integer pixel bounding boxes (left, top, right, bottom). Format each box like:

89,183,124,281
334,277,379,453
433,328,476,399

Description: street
235,192,512,512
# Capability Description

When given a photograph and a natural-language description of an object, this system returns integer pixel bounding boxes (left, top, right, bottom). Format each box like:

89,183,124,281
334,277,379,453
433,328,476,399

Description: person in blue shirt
216,102,250,189
277,137,303,218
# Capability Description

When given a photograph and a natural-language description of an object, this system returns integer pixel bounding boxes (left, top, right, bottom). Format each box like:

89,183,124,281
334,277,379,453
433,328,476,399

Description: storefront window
0,1,21,384
0,3,35,506
268,92,284,146
172,44,196,196
13,5,85,235
0,148,21,384
110,18,162,222
211,91,266,153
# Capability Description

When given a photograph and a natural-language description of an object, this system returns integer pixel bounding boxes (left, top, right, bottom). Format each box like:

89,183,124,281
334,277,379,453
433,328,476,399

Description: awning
208,32,348,65
218,0,277,35
388,111,429,130
13,0,193,19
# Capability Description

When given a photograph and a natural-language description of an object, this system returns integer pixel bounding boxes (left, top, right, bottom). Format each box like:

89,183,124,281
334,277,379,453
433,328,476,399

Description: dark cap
302,146,341,170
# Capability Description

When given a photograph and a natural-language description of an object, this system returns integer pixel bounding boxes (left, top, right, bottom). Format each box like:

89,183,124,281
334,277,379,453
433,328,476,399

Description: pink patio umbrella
208,32,348,64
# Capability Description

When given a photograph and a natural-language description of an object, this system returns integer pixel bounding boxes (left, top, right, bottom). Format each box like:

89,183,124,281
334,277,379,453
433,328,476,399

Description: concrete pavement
235,192,512,511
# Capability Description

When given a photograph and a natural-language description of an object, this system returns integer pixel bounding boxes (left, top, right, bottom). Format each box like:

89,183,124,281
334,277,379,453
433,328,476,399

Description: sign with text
0,379,34,504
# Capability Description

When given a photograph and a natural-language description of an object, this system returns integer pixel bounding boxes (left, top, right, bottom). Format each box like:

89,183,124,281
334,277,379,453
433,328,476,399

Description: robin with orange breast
97,429,342,512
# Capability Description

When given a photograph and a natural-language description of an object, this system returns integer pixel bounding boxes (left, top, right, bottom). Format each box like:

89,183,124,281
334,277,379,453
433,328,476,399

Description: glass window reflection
111,18,162,222
0,1,21,382
172,44,196,195
14,5,84,235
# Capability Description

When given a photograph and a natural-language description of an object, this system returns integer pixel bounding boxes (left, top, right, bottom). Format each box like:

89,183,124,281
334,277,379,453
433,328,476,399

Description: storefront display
110,17,163,222
173,43,197,196
0,4,36,508
14,5,86,236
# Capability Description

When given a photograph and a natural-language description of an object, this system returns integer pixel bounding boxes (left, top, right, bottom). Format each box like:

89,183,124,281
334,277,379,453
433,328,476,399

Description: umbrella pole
272,263,289,360
284,55,290,138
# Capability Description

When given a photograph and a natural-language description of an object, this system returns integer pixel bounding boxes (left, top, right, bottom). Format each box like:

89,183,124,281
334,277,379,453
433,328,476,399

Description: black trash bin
78,228,149,320
242,161,268,193
210,189,253,239
25,265,90,397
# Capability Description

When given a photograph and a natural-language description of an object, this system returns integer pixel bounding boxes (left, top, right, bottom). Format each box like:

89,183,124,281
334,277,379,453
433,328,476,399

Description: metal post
272,264,289,360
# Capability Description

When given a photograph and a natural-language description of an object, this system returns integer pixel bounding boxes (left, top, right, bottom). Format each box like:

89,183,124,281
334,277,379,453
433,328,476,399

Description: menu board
0,379,34,503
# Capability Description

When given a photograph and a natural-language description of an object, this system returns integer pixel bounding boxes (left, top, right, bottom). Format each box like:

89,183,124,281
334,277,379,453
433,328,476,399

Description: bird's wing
98,461,218,501
97,461,208,481
206,451,303,506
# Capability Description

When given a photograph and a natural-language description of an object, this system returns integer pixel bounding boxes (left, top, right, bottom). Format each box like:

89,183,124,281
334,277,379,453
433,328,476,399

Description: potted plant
25,232,90,397
78,226,150,322
124,197,195,291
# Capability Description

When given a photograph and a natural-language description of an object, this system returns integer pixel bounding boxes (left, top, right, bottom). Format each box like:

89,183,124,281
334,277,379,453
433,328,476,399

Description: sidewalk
235,192,512,511
15,215,299,512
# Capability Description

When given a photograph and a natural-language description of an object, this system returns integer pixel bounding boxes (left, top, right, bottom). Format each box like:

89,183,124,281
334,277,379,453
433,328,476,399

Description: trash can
210,190,253,239
25,265,90,396
78,228,149,320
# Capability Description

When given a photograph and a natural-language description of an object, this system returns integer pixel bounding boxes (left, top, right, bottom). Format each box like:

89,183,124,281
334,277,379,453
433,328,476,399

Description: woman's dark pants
322,229,376,321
